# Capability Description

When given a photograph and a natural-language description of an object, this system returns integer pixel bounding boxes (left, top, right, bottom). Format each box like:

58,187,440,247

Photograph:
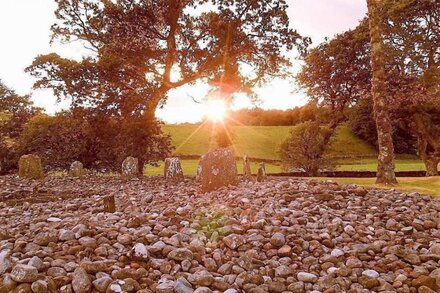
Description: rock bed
0,175,440,293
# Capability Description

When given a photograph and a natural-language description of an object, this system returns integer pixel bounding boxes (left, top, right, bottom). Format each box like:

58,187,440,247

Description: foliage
229,103,331,126
0,80,41,173
348,98,417,154
279,121,335,176
297,22,371,114
27,0,305,120
299,0,440,177
18,111,172,171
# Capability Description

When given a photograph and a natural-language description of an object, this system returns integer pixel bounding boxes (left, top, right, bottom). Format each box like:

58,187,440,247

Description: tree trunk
424,157,439,176
367,0,397,185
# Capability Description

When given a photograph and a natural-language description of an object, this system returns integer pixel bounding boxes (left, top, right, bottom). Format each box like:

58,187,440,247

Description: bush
279,121,335,176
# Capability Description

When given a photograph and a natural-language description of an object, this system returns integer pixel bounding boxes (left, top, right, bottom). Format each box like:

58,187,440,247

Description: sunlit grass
145,159,281,176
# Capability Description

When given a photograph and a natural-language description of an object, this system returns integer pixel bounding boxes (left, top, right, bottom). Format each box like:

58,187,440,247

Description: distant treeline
227,104,331,126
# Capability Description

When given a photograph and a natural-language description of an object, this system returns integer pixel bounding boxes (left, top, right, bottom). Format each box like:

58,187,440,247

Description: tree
18,110,172,172
27,0,303,121
300,0,439,178
367,0,397,184
279,121,335,176
0,80,40,173
348,97,417,154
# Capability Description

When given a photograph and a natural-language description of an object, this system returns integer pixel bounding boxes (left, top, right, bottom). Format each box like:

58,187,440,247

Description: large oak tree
27,0,303,121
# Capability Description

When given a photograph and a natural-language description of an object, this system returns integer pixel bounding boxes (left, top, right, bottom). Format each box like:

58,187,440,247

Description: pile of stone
0,174,439,292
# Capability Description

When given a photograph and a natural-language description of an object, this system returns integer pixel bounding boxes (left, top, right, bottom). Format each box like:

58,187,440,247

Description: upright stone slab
164,157,184,182
122,157,139,179
257,162,266,182
243,155,251,178
18,154,44,180
68,161,85,178
199,148,238,192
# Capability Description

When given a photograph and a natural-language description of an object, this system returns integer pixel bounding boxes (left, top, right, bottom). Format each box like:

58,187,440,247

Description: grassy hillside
157,123,426,174
162,123,377,160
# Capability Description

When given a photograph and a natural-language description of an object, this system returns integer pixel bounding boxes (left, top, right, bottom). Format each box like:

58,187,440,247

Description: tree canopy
27,0,305,119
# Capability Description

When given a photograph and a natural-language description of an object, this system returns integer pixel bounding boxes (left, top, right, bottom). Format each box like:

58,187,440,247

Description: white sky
0,0,367,123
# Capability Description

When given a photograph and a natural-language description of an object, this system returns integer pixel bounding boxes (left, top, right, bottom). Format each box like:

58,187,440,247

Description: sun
204,99,228,122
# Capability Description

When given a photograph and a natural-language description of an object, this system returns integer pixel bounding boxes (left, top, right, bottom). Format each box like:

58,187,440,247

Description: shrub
279,121,335,176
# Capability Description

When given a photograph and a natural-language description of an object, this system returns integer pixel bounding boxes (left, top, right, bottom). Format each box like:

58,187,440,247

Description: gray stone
18,154,44,179
72,267,91,293
0,249,11,275
198,148,237,192
297,272,317,283
122,156,139,178
69,161,85,178
257,162,266,182
164,157,184,182
11,264,39,283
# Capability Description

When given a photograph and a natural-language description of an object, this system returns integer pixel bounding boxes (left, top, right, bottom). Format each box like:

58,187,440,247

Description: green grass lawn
145,159,282,176
161,123,426,172
163,123,378,160
323,177,440,197
336,156,426,172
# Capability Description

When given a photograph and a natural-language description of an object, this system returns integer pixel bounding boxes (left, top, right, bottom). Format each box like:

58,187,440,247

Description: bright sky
0,0,367,123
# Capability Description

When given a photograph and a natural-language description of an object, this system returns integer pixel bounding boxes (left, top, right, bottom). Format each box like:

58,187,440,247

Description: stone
164,157,184,182
297,272,317,283
242,155,251,178
121,156,139,178
18,154,44,179
270,232,286,247
0,250,11,275
168,248,193,262
92,276,112,292
69,161,85,178
155,279,175,293
103,195,116,213
31,280,48,293
174,278,193,293
188,270,214,286
130,243,149,261
28,256,44,272
223,234,246,250
11,264,38,283
198,148,238,192
362,269,379,279
34,231,58,246
256,162,266,182
72,267,91,293
58,229,75,241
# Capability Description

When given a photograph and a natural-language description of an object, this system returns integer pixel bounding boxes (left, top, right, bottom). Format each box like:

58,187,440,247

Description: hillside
162,123,377,160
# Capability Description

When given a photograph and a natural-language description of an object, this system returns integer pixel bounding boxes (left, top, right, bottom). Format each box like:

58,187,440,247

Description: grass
336,156,426,172
145,159,282,176
323,177,440,197
161,123,426,172
162,123,377,160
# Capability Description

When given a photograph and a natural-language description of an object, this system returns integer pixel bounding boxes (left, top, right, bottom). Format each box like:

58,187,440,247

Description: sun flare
204,99,228,122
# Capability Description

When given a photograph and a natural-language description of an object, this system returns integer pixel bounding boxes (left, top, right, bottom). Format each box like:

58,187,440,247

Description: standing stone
198,148,238,192
68,161,85,178
18,154,44,179
257,162,266,182
164,157,184,182
243,155,251,178
196,162,203,182
103,195,116,213
121,157,139,179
